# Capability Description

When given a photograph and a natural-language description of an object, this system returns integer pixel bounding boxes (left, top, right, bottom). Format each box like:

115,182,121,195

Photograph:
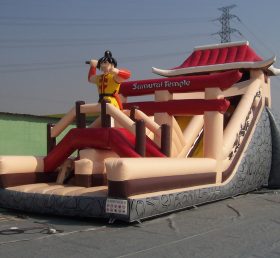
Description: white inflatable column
203,88,224,183
154,91,176,156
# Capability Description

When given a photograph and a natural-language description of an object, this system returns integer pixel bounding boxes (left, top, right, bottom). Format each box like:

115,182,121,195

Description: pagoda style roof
152,41,279,77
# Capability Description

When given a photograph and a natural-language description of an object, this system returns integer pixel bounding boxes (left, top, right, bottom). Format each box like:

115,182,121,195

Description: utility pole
212,4,242,43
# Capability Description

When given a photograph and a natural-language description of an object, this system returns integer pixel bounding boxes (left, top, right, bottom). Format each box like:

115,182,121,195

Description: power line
0,16,210,23
212,4,242,43
0,60,80,68
0,33,209,49
234,19,276,56
0,64,82,73
121,51,191,63
0,33,208,43
0,16,211,27
0,51,191,73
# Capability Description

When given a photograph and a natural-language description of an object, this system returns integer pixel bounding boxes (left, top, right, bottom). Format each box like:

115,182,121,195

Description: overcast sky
1,0,280,115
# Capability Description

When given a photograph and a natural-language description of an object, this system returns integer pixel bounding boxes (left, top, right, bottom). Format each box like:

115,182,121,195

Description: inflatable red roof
174,41,262,69
152,41,275,77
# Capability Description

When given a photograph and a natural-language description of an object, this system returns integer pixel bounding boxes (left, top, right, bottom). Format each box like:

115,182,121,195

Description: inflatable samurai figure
87,51,131,109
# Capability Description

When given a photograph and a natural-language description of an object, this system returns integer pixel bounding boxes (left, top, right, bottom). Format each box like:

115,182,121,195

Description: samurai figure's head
97,50,117,74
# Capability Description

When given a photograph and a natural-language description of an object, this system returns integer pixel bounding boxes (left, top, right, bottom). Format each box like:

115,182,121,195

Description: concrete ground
0,189,279,258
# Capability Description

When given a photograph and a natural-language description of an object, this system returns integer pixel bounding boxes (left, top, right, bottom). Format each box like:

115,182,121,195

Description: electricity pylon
212,4,242,43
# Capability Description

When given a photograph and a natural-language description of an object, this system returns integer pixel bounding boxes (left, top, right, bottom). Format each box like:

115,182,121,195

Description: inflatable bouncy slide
1,41,280,222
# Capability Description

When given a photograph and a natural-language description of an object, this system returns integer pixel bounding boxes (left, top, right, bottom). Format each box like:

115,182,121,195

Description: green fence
0,113,74,156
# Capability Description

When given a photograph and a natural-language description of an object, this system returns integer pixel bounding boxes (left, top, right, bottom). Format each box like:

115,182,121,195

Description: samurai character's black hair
97,50,117,69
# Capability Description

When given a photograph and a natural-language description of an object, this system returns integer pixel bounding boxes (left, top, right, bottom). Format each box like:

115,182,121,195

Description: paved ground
0,189,279,258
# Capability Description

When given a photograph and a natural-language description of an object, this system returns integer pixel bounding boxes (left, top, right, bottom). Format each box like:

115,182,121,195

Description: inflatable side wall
128,108,272,221
267,108,280,188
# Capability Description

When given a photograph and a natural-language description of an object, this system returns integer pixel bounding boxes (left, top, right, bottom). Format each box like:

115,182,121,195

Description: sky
1,0,280,115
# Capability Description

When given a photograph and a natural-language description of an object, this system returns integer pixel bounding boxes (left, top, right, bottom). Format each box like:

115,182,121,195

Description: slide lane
44,128,165,172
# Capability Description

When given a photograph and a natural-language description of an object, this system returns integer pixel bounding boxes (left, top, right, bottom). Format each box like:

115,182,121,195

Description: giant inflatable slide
1,41,280,222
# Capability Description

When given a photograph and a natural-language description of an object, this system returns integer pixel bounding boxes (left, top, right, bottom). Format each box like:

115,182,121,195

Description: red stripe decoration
123,99,230,116
120,70,242,97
